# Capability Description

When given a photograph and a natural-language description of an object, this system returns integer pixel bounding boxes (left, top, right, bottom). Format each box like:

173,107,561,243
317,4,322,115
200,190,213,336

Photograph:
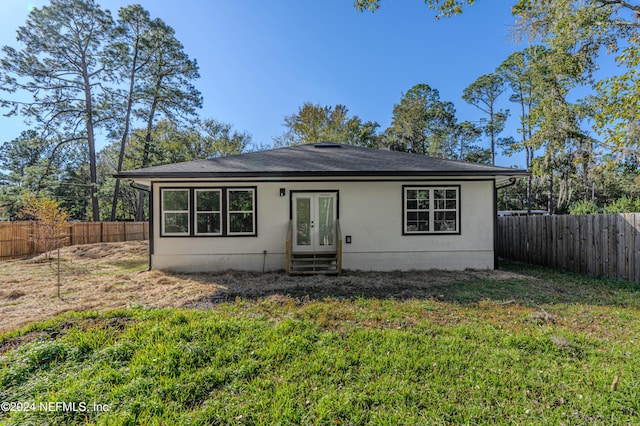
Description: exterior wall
151,179,495,272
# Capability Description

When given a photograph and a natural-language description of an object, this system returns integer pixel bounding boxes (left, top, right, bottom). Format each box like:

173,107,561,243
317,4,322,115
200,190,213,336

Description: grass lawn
1,259,639,425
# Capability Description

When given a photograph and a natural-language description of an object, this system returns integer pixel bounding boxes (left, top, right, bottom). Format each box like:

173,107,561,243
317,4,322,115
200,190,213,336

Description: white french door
292,192,337,252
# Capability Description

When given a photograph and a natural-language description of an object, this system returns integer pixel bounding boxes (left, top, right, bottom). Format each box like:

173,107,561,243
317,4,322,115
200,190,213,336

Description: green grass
1,263,640,425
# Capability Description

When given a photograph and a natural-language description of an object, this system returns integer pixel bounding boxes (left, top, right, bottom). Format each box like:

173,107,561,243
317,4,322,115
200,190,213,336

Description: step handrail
285,220,293,274
336,219,342,274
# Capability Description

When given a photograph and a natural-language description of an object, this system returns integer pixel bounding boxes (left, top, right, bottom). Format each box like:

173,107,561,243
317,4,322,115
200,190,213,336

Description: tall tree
462,73,509,165
0,0,116,221
512,0,640,161
498,47,545,212
134,17,202,220
274,103,379,147
526,48,589,214
384,83,457,157
108,4,155,221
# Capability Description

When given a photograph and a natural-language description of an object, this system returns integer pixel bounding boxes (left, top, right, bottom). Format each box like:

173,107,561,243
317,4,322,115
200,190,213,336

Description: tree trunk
548,170,554,215
135,78,162,221
526,148,533,215
110,39,141,221
82,62,100,222
489,105,495,166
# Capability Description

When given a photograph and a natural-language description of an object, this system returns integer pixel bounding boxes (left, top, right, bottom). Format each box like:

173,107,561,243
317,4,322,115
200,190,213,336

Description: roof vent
314,143,342,148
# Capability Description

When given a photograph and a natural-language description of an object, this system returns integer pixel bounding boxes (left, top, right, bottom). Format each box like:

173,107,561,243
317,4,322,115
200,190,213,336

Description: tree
512,0,640,161
146,119,251,164
450,121,489,163
107,4,155,221
498,47,546,213
274,103,379,147
0,0,116,221
0,130,87,219
462,73,509,165
525,47,590,214
19,193,70,262
384,83,457,157
0,131,57,219
133,16,202,220
354,0,474,17
593,34,640,159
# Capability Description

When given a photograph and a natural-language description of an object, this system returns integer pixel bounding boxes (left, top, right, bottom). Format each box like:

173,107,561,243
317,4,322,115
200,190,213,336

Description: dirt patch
183,268,529,308
0,240,530,334
0,241,221,333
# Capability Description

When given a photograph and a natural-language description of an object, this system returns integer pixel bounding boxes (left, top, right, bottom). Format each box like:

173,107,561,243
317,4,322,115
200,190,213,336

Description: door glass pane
296,198,311,246
318,196,334,246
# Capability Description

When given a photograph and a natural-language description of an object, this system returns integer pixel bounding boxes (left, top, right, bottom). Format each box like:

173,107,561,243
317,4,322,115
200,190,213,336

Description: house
115,143,528,274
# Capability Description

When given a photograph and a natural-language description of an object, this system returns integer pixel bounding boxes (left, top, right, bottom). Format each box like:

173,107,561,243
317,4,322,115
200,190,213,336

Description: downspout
494,178,517,269
129,181,153,271
496,177,517,191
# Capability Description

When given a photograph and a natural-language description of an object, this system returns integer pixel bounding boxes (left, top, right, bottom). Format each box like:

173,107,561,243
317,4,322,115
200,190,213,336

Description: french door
292,192,337,252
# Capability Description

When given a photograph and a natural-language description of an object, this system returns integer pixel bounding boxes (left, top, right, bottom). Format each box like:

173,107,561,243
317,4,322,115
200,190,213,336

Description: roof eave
114,169,529,180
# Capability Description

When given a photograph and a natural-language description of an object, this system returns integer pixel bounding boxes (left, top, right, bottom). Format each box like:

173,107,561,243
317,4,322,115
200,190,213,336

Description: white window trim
404,186,460,235
227,188,256,236
194,189,222,236
161,188,190,236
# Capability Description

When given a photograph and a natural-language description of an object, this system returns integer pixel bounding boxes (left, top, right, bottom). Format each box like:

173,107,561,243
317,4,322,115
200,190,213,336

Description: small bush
569,199,599,215
603,195,640,213
570,196,640,214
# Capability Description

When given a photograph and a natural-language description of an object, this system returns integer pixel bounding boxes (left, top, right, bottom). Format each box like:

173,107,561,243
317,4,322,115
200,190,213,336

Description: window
403,186,459,234
195,189,221,235
228,189,255,235
162,189,190,235
160,187,256,237
405,189,430,232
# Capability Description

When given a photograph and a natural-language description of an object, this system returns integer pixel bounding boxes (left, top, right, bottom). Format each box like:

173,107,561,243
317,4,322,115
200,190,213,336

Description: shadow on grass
183,259,640,309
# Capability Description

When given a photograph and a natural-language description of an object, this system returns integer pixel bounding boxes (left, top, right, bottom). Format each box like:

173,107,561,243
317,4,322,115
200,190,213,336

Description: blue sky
1,1,529,167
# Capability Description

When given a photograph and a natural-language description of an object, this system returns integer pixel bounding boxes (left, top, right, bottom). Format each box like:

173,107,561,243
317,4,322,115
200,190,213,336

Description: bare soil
0,241,527,333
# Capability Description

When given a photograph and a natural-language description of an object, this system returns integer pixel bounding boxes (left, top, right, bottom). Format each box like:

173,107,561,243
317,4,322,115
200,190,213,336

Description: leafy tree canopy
274,103,379,147
384,83,458,157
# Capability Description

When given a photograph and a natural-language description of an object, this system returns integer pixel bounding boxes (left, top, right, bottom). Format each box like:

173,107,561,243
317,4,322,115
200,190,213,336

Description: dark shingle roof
115,143,528,179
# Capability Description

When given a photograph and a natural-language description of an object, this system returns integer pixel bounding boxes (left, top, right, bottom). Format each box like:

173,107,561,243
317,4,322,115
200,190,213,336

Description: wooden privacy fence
498,213,640,283
0,221,149,261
